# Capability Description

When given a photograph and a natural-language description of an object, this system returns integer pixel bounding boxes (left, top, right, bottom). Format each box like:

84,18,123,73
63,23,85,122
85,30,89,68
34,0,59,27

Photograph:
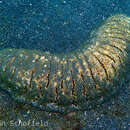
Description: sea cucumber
0,14,129,114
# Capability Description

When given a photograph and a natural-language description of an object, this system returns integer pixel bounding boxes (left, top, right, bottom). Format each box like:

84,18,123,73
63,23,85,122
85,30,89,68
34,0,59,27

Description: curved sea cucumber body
0,14,129,113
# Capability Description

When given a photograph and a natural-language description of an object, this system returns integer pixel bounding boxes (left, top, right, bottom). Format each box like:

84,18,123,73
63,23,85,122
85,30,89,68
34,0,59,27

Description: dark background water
0,0,130,53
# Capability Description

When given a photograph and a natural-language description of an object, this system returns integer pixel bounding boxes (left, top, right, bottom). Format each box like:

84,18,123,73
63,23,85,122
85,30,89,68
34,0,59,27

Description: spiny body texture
0,14,129,113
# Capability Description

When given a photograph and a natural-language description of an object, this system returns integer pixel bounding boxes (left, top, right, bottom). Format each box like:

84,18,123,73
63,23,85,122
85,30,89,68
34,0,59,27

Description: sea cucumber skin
0,14,129,112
